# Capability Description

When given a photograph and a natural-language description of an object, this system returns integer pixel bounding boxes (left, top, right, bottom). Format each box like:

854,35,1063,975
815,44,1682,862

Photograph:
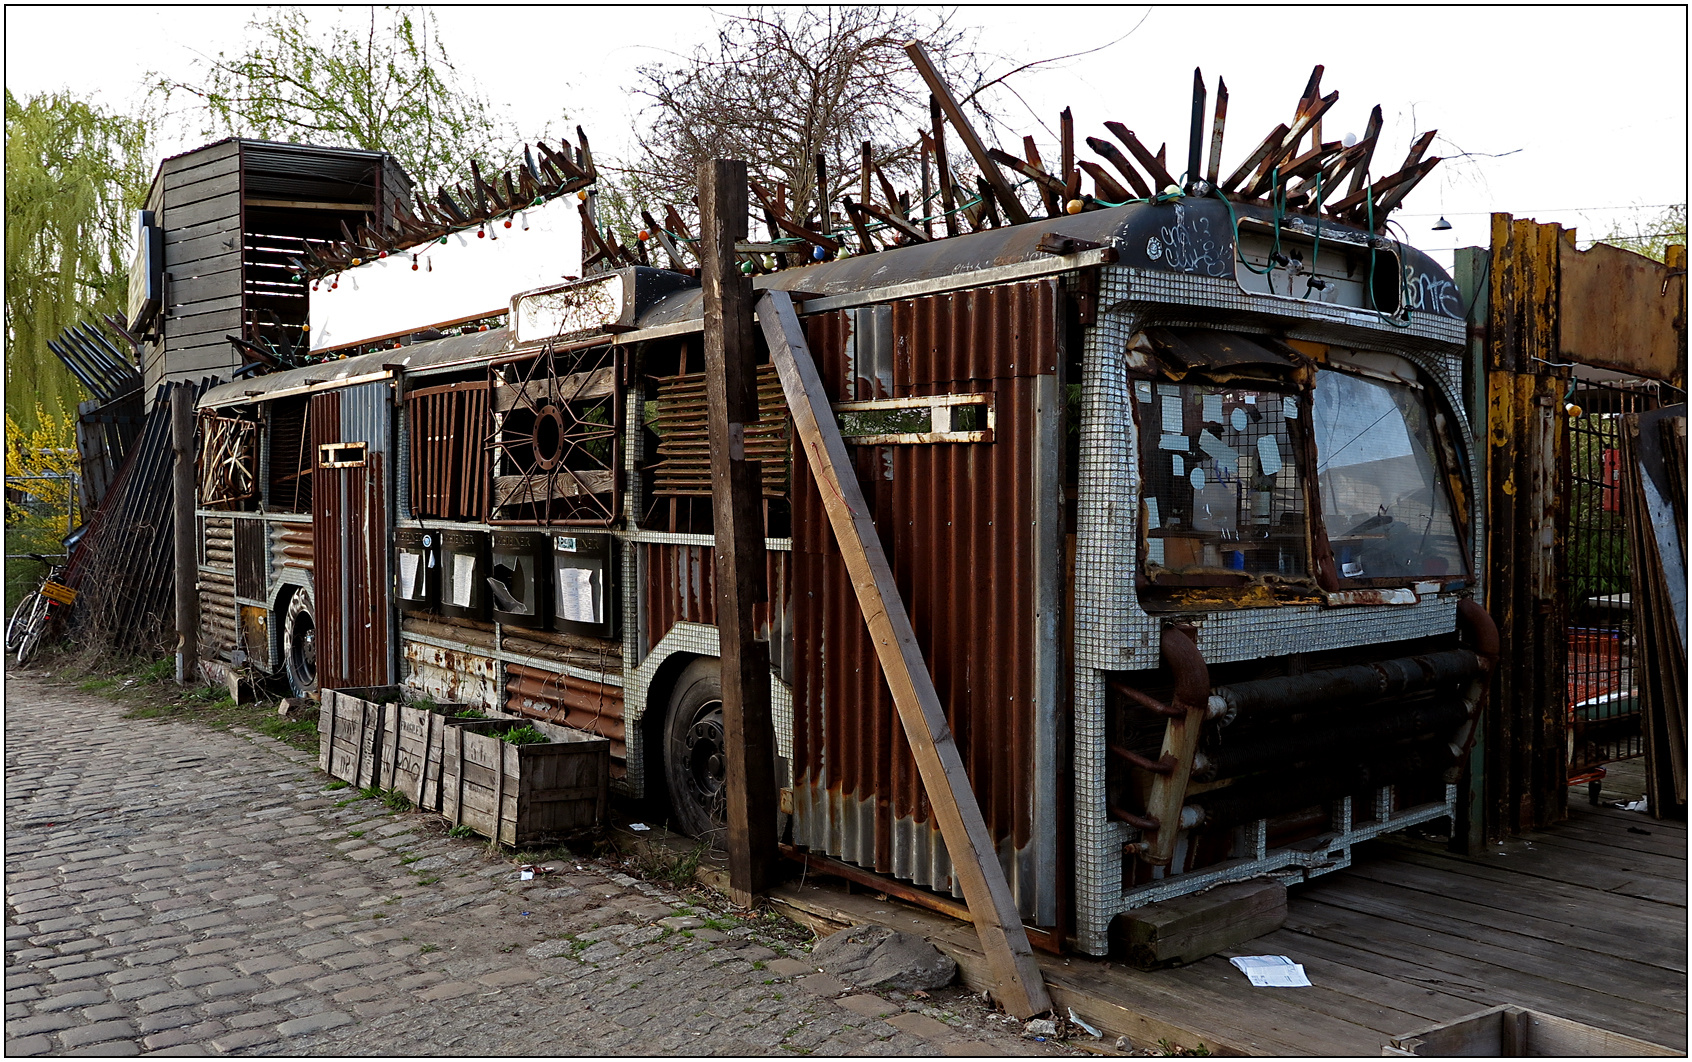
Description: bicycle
6,554,75,665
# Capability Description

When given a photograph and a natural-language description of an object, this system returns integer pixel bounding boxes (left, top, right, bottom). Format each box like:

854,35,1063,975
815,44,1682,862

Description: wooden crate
1384,1005,1677,1056
318,686,473,809
440,717,610,846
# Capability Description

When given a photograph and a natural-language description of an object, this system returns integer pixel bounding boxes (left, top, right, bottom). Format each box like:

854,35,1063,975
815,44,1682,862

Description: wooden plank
1112,880,1286,968
168,267,243,306
161,139,239,177
161,195,242,232
1507,828,1689,877
1287,898,1686,1040
1368,844,1689,926
700,158,780,906
492,470,614,506
1241,929,1487,1023
165,167,242,211
1308,872,1687,981
1334,861,1687,972
904,42,1030,226
490,365,616,412
755,287,1050,1019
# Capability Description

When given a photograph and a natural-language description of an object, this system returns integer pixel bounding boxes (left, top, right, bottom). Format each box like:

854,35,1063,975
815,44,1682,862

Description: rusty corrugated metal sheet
505,663,629,778
312,382,393,691
789,279,1059,917
642,543,794,682
274,522,312,572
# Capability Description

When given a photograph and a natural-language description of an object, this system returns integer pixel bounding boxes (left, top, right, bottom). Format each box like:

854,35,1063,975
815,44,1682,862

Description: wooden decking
622,762,1686,1055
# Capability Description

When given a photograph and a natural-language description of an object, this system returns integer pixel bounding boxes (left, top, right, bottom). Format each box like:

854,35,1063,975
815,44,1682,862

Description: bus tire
663,657,726,844
282,588,318,698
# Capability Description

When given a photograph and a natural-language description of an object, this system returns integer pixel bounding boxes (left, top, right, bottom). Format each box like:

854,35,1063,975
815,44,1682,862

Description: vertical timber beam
757,288,1054,1019
699,158,779,905
1451,244,1491,854
1484,213,1569,838
171,384,199,684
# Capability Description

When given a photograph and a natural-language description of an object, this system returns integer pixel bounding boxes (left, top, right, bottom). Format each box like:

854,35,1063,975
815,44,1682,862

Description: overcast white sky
5,5,1686,269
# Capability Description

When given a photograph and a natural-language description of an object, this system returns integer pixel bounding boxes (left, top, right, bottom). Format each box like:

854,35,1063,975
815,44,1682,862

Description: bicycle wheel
14,594,50,665
6,591,41,653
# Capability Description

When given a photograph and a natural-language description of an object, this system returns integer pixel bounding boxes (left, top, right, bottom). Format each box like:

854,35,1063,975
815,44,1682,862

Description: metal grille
1565,379,1662,773
406,380,489,520
648,365,789,497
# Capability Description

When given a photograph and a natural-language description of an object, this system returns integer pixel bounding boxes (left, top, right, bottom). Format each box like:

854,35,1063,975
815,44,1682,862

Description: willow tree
4,90,150,432
155,6,516,193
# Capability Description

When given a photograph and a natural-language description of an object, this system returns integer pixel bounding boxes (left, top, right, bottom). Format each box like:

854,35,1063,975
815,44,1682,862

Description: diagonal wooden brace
755,288,1053,1020
1132,625,1212,867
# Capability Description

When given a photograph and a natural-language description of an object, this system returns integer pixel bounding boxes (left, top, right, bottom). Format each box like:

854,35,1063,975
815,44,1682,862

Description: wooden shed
132,138,413,405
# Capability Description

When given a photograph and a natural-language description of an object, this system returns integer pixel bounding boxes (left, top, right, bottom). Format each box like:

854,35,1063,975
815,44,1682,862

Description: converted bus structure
195,195,1495,955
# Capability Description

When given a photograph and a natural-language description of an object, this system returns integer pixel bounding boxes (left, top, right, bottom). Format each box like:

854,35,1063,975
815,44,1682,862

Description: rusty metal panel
1558,241,1686,388
649,366,790,497
789,279,1060,918
505,663,629,777
273,522,313,572
642,543,794,682
233,517,265,600
400,638,499,709
309,381,393,691
405,379,489,520
198,569,238,660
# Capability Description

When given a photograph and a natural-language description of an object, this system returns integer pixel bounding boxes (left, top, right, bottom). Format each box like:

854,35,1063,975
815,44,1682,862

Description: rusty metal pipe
1110,744,1174,775
1194,737,1451,830
1108,805,1161,831
1206,697,1468,781
1108,679,1183,718
1209,649,1481,724
1447,598,1501,764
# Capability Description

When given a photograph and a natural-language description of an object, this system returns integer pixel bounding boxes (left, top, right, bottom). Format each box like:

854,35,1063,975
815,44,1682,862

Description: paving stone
59,1019,140,1048
8,1011,79,1036
209,1028,277,1053
276,1010,354,1037
35,989,109,1011
838,994,901,1020
797,973,852,998
138,1008,204,1033
416,980,479,1002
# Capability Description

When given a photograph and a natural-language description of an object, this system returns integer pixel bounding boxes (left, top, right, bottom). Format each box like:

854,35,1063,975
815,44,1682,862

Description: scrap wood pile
1619,403,1688,818
298,50,1443,284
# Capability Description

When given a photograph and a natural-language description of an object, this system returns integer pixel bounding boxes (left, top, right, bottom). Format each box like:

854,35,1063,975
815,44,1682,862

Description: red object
1601,448,1623,512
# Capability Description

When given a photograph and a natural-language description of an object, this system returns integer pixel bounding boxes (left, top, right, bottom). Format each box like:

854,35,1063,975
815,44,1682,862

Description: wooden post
905,41,1031,225
756,288,1053,1019
171,384,199,685
699,158,780,905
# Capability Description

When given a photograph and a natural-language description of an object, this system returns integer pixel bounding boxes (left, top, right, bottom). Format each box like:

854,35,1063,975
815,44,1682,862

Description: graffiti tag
1405,270,1463,317
1156,204,1230,278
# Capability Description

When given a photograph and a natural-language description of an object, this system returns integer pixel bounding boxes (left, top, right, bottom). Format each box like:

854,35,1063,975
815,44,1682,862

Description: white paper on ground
1229,955,1312,987
629,823,651,832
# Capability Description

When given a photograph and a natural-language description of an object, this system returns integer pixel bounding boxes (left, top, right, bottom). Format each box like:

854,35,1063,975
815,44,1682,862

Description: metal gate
1564,377,1662,787
310,382,394,690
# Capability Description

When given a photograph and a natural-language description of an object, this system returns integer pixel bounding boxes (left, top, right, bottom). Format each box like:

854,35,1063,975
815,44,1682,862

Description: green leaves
4,90,149,430
158,7,523,193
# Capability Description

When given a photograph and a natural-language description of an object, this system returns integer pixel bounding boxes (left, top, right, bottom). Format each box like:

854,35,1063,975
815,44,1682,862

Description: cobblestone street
5,672,1072,1057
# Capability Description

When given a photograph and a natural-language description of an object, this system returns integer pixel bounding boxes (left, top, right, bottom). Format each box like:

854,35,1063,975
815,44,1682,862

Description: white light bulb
1342,132,1358,148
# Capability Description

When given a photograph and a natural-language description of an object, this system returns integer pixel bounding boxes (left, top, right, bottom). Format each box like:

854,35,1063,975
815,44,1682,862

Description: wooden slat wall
146,140,243,403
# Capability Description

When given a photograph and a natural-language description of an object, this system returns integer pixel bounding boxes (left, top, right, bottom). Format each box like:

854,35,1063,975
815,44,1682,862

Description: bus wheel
663,658,726,843
282,589,317,698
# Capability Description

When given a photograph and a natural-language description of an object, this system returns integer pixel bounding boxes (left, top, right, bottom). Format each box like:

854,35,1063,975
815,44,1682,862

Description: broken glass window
1310,369,1467,582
